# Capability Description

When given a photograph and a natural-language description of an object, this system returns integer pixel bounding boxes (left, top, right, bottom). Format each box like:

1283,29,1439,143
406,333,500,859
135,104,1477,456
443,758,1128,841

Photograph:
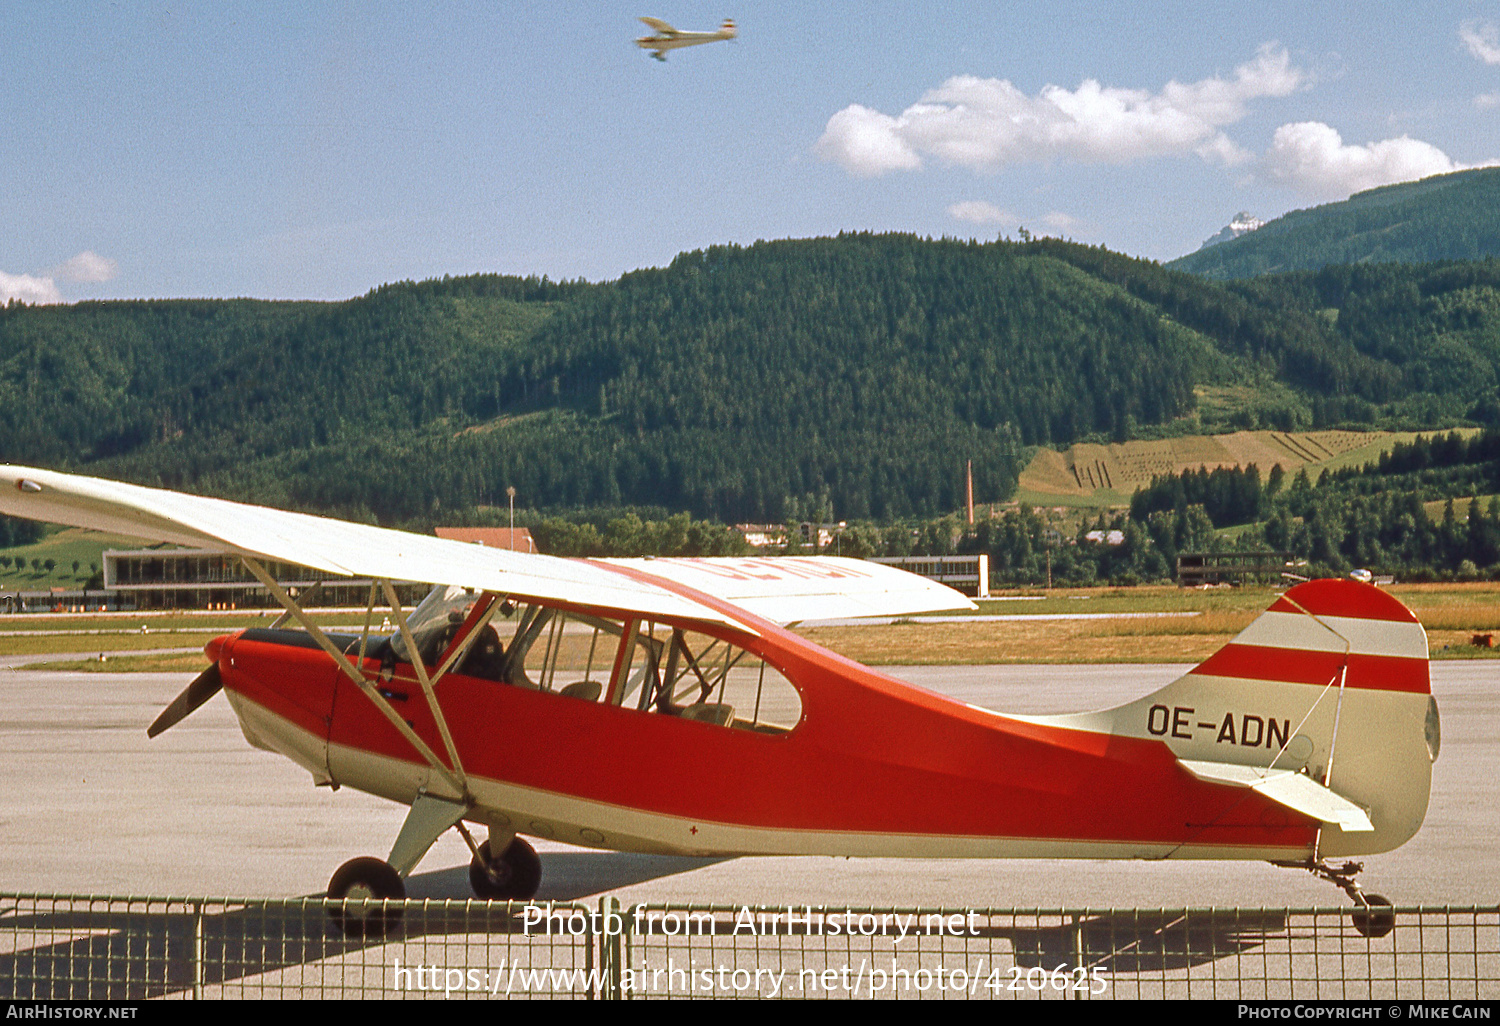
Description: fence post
1070,913,1083,1000
598,895,624,1000
583,900,596,1000
192,901,204,1000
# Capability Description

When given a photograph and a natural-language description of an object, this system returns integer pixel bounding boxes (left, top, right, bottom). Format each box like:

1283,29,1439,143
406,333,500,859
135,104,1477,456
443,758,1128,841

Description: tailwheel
327,856,406,937
1350,893,1396,939
1275,858,1397,939
469,836,542,900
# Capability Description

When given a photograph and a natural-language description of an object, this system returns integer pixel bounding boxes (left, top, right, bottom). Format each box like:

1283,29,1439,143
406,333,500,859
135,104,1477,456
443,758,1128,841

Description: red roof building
433,527,537,552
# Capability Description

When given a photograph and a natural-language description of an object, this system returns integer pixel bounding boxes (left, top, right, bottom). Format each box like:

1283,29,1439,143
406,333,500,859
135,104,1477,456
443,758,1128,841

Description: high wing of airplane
636,16,736,61
0,465,1438,938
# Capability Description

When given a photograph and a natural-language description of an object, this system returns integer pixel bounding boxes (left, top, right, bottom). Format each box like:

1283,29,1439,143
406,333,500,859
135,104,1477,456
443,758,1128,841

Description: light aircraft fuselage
215,575,1433,864
636,17,736,60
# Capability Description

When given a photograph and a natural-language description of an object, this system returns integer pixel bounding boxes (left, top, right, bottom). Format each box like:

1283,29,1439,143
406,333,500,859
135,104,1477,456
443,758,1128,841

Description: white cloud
815,105,920,177
1261,121,1498,199
1195,133,1254,166
1461,20,1500,65
0,251,118,304
1477,92,1500,110
817,44,1305,176
946,201,1081,237
0,272,62,305
52,250,118,283
947,200,1015,225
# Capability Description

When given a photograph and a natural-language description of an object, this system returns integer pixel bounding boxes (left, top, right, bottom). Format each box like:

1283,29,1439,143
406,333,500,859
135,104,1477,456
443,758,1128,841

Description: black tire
327,856,406,937
469,837,542,900
1350,892,1395,939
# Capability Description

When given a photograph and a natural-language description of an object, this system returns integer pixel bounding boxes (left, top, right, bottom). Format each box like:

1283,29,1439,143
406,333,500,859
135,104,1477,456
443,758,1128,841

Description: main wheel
327,856,406,937
469,837,542,900
1350,893,1395,939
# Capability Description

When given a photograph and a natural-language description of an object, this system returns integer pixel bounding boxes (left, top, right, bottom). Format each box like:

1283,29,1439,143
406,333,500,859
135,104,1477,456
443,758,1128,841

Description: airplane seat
458,624,507,681
680,702,734,727
559,680,602,702
502,657,542,690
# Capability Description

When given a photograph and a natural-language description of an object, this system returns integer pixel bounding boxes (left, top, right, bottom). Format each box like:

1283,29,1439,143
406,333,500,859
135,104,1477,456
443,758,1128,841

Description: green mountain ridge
1169,167,1500,279
4,235,1500,526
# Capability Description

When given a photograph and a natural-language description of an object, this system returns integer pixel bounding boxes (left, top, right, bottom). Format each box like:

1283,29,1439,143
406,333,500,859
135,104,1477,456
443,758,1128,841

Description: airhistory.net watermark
519,902,986,940
391,956,1110,997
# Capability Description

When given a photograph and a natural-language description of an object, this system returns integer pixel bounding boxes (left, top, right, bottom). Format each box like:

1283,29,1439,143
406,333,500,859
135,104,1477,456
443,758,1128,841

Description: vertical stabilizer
1029,579,1435,856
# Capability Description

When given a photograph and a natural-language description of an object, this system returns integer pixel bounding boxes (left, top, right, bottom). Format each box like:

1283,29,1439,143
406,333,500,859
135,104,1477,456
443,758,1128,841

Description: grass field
1422,494,1500,521
36,650,209,672
1012,428,1475,511
0,608,394,671
8,582,1500,669
0,527,148,590
797,582,1500,664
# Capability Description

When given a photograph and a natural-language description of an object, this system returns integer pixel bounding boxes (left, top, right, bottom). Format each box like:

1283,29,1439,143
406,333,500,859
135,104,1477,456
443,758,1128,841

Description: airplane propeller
147,664,223,738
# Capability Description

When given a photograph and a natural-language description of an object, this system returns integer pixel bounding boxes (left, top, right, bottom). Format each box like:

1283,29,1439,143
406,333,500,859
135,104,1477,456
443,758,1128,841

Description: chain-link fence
3,895,1495,1000
0,896,592,1000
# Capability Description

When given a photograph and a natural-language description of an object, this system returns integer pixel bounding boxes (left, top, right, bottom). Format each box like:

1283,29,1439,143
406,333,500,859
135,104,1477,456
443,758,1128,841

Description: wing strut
433,594,498,676
239,558,466,797
354,580,379,668
380,580,469,793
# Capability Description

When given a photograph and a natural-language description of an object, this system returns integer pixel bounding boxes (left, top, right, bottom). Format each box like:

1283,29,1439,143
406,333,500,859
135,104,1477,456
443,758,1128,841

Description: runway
1,659,1493,909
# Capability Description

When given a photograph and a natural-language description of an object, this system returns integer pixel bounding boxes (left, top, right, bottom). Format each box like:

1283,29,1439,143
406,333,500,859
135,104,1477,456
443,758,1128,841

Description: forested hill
480,236,1234,519
1168,167,1500,279
4,234,1500,526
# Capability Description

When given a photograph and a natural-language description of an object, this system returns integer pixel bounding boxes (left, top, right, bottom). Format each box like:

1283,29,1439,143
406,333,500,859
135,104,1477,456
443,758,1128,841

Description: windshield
389,584,480,666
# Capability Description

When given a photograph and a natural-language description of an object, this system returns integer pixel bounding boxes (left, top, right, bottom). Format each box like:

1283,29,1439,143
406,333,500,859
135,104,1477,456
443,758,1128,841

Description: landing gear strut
1278,859,1396,938
469,836,542,900
327,856,406,937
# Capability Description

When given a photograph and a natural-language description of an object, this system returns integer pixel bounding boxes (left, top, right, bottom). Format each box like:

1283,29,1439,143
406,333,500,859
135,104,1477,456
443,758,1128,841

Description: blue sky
6,1,1500,302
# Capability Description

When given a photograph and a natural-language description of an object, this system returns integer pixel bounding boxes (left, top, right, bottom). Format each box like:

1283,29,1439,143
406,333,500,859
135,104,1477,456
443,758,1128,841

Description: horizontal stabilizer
1179,759,1374,832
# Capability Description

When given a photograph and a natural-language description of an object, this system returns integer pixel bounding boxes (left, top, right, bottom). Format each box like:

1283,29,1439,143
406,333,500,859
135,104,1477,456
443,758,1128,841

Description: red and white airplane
635,16,736,61
0,465,1438,937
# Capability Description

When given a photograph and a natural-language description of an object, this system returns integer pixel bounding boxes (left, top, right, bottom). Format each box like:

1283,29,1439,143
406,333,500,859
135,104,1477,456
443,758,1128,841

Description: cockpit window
511,607,613,694
388,590,802,734
609,622,802,733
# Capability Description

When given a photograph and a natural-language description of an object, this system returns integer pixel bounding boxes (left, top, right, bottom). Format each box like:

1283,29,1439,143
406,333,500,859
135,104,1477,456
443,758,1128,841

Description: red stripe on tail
1191,644,1429,694
1269,578,1418,623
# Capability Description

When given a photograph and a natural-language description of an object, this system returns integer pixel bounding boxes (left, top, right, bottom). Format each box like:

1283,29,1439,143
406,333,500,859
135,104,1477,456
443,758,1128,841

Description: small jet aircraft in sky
636,16,736,60
0,465,1438,938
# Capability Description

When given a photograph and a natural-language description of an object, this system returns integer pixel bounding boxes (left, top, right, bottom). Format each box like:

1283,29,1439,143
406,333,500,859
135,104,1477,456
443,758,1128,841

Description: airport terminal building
101,548,424,610
98,528,538,610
